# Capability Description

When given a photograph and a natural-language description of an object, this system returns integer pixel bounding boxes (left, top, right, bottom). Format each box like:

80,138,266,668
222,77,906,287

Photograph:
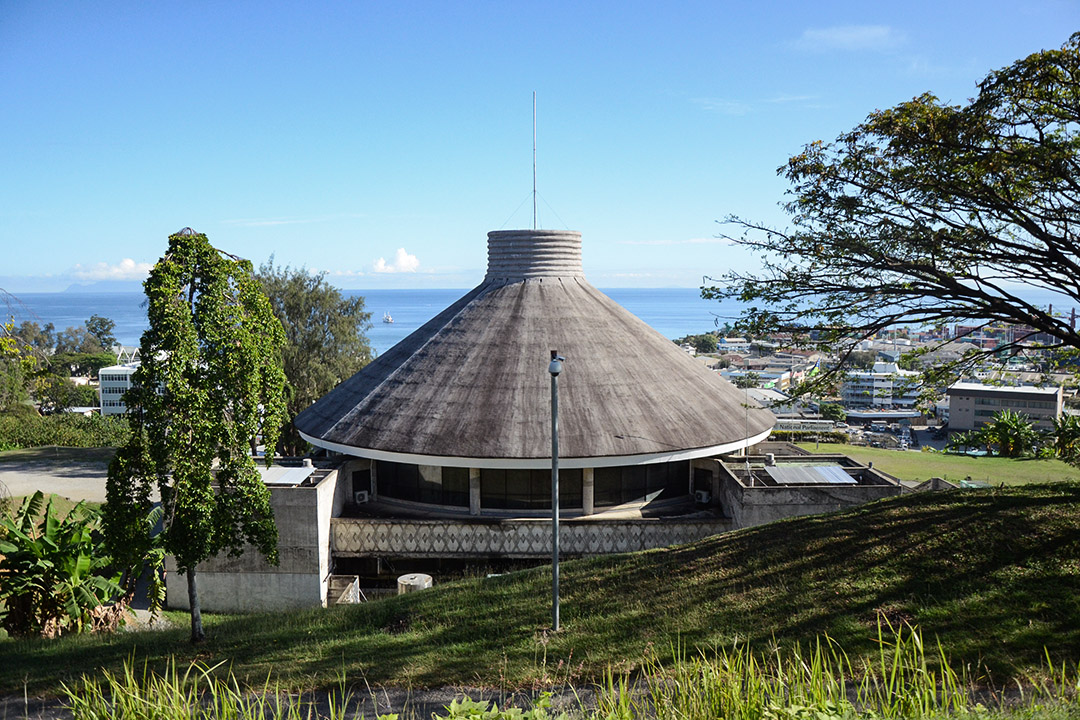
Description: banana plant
0,491,124,637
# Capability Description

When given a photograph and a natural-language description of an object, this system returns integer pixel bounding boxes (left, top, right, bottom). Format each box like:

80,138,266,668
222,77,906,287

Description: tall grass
596,624,1079,720
57,625,1079,719
61,659,394,720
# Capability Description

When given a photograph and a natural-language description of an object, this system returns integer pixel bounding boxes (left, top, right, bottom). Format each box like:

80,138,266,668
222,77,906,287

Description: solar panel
259,466,316,486
764,465,857,485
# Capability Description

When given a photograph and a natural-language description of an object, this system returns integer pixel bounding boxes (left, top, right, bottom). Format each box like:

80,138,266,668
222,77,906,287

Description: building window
594,461,690,507
375,460,468,507
479,468,582,509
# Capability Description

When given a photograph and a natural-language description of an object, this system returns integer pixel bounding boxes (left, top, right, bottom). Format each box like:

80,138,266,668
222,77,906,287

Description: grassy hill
2,483,1079,696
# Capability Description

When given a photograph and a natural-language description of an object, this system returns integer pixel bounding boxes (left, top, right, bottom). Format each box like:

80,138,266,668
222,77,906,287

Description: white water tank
397,573,433,594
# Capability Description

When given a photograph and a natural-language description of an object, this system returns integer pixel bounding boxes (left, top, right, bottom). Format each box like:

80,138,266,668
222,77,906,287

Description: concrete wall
166,469,340,613
719,476,901,529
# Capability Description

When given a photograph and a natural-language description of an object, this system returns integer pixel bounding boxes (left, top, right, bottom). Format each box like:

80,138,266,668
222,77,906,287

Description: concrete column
469,468,481,516
369,460,378,501
582,467,594,516
711,461,722,504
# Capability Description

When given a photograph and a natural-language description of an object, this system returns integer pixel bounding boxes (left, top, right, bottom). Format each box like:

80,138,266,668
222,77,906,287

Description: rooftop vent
485,230,583,281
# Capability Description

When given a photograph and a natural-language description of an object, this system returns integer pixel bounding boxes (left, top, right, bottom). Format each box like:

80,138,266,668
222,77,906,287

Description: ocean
4,288,743,357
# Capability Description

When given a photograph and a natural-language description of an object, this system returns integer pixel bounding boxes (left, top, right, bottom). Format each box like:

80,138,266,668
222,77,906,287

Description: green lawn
797,442,1080,485
3,483,1079,696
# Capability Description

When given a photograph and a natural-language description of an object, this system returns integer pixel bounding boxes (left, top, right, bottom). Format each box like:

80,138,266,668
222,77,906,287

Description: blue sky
1,2,1076,292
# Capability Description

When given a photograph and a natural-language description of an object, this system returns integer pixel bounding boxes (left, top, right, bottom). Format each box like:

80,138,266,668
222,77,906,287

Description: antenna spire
532,91,537,230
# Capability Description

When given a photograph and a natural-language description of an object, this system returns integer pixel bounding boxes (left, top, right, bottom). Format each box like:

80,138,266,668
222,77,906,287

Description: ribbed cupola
484,230,584,281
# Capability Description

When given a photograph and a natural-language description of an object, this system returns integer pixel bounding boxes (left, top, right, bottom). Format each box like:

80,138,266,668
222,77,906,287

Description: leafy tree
256,259,372,456
693,334,718,354
819,403,846,423
709,35,1080,396
847,351,877,370
0,491,124,637
13,321,56,354
33,373,83,414
54,326,104,354
674,334,720,354
733,372,761,389
0,319,35,413
84,314,117,351
105,229,287,643
50,351,116,379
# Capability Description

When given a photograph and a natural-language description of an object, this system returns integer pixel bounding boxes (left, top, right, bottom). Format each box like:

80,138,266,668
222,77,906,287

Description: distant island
62,280,145,293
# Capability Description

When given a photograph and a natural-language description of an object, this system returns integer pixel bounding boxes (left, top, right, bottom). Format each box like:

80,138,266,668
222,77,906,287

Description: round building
294,229,774,517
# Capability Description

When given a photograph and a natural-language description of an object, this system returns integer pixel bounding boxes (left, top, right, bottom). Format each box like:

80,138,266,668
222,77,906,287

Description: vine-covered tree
709,35,1080,390
256,259,372,456
104,229,287,643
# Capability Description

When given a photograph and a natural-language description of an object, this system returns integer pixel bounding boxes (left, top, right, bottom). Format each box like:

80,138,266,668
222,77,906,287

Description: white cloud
692,98,752,116
618,237,733,246
70,258,154,281
373,248,420,273
325,269,366,277
794,25,906,52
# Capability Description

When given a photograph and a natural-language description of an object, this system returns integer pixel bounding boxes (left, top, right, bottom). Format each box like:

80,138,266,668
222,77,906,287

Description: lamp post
548,350,564,632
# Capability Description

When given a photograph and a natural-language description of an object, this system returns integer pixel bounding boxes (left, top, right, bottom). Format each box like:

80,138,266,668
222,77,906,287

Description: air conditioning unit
354,491,370,504
694,490,711,504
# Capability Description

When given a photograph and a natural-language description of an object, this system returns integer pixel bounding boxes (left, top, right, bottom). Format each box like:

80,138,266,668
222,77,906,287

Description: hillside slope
3,484,1078,694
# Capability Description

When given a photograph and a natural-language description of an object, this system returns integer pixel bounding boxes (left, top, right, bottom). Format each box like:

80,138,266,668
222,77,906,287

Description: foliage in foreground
0,491,124,637
57,625,1080,720
0,412,131,450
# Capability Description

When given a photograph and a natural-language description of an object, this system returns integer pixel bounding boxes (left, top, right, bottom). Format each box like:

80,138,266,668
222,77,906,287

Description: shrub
0,492,125,637
0,413,130,450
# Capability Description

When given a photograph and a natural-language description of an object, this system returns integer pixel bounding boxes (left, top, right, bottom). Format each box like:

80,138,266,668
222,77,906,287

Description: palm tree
979,409,1039,458
1052,414,1080,465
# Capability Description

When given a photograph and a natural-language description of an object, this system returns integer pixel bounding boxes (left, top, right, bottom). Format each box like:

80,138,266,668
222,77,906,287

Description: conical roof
294,230,774,468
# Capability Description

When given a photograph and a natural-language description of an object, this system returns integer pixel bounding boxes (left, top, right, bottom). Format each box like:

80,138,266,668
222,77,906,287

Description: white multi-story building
98,358,140,416
841,362,921,408
717,337,752,354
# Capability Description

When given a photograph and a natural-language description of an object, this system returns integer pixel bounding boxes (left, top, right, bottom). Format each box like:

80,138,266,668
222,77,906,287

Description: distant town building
717,337,751,353
841,361,920,408
947,382,1063,431
98,349,140,415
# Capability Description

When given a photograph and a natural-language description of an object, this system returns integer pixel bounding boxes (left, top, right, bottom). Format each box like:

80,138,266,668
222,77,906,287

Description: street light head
548,351,564,377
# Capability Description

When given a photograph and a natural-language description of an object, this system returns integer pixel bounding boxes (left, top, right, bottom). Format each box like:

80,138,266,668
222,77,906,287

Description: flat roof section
764,465,857,485
948,382,1061,397
259,465,315,486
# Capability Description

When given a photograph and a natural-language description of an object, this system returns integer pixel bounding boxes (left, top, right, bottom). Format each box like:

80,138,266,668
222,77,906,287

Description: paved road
0,452,111,503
